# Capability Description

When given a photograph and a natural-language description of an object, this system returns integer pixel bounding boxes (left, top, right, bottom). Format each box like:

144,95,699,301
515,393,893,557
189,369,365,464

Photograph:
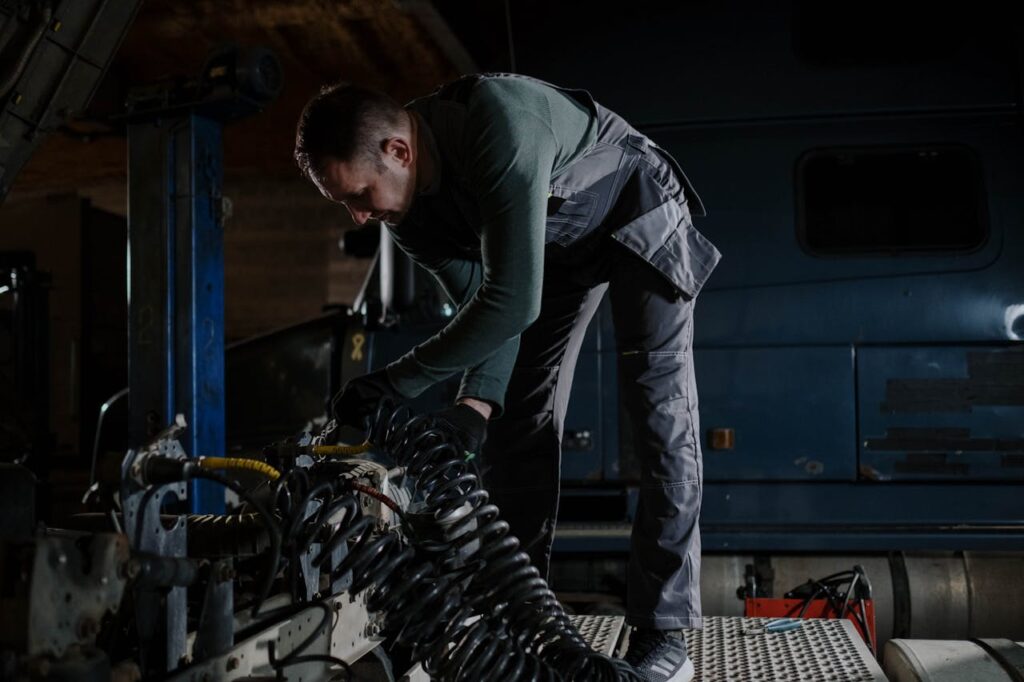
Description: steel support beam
128,113,225,514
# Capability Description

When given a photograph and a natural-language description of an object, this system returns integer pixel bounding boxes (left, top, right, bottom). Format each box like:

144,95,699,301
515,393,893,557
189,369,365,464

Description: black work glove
331,368,401,432
429,403,489,456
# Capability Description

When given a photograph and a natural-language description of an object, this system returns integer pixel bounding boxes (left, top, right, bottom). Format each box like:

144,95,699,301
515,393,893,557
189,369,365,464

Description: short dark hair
293,82,406,182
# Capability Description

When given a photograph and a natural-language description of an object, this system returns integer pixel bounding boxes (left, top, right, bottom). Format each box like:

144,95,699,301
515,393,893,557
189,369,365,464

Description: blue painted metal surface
857,345,1024,481
696,346,857,481
178,116,226,513
562,309,611,481
561,351,603,480
514,3,1024,551
667,115,1016,298
554,480,1024,553
128,115,225,514
706,477,1024,552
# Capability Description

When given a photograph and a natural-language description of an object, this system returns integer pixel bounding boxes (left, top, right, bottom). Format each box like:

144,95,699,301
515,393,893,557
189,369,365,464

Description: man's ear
383,137,413,168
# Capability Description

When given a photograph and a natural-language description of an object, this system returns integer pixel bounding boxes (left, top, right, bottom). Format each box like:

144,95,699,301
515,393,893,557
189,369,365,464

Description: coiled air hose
304,402,640,681
139,413,630,677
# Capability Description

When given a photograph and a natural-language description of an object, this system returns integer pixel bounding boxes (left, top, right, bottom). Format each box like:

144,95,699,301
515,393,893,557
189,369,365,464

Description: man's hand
331,369,401,432
429,402,490,455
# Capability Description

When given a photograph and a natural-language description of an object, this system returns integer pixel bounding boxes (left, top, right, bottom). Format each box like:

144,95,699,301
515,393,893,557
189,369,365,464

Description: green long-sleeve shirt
384,76,598,415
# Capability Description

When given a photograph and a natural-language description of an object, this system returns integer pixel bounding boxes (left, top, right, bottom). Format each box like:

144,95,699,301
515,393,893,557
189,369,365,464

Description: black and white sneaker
624,628,695,682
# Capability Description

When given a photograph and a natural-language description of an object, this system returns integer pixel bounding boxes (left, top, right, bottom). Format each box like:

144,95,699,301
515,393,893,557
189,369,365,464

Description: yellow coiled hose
198,457,281,481
194,443,371,482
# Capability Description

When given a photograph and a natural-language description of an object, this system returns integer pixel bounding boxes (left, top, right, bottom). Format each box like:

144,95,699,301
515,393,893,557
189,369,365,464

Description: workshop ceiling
10,0,494,196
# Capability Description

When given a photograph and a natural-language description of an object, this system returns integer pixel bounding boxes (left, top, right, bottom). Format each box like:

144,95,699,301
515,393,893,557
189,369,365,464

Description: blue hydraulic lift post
128,113,226,514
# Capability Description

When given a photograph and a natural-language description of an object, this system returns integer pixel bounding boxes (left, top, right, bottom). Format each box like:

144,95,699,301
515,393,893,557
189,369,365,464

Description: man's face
314,137,417,227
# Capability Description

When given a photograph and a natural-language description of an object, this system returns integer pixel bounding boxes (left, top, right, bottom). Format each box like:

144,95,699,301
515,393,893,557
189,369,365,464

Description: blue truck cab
227,2,1024,557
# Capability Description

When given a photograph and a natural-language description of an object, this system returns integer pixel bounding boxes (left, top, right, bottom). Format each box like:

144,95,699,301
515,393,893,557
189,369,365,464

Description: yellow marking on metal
351,333,365,361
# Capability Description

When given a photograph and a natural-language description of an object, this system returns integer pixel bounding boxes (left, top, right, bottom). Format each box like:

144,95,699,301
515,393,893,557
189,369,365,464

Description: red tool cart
743,565,877,655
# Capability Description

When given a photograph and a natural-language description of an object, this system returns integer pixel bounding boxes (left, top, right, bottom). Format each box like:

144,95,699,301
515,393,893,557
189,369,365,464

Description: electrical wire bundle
294,401,642,681
784,567,876,654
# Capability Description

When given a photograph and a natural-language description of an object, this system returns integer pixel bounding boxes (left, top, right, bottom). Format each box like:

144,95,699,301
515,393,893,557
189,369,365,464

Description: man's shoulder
407,75,561,154
414,73,563,110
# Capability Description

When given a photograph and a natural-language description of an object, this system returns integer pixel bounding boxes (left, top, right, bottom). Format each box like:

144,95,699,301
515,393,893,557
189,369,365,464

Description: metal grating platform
570,614,627,657
685,617,887,682
400,615,626,680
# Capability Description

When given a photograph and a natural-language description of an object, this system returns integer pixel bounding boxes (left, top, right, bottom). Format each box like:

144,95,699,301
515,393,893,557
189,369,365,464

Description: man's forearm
456,396,493,420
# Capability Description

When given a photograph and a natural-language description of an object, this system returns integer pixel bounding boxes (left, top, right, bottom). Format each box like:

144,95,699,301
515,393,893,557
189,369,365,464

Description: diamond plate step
685,616,887,682
399,615,625,680
404,615,881,680
569,614,627,657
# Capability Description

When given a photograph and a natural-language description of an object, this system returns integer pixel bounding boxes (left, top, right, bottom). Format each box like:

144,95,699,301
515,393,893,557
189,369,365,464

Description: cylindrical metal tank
964,553,1024,639
884,639,1024,682
699,552,1024,653
700,554,753,618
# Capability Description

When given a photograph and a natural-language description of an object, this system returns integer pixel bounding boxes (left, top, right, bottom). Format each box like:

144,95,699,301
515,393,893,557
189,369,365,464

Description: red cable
350,482,402,514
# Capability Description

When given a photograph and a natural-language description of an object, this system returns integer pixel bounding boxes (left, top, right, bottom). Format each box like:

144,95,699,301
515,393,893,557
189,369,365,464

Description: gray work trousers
479,224,704,630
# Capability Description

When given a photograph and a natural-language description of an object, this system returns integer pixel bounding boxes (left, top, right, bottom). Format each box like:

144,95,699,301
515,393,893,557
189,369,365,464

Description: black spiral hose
298,402,640,681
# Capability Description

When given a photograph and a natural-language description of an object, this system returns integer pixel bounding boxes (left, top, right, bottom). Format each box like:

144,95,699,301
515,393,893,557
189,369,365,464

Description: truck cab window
797,145,987,255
